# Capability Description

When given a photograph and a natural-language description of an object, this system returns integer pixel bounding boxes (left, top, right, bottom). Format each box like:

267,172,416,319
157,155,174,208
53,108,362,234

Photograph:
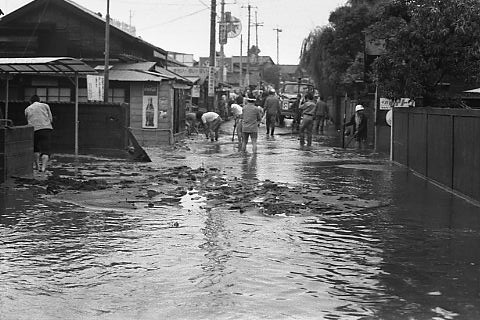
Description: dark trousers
265,113,277,134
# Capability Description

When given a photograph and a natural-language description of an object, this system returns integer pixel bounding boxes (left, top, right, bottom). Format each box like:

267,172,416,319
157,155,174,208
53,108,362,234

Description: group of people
21,89,366,174
186,88,368,152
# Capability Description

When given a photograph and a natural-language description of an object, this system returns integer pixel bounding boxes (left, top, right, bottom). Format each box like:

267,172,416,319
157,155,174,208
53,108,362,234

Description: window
26,87,126,103
78,88,126,103
25,87,71,102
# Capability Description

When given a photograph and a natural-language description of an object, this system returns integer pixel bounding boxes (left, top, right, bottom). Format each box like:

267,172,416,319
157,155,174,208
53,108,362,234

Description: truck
278,80,316,124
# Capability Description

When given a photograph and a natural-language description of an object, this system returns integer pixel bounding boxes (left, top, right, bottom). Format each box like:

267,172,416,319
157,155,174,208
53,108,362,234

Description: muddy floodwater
1,128,480,320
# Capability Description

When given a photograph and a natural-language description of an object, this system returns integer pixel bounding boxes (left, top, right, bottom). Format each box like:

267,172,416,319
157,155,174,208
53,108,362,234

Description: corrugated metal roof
107,69,169,82
154,66,191,83
0,57,97,75
114,62,157,72
464,88,480,93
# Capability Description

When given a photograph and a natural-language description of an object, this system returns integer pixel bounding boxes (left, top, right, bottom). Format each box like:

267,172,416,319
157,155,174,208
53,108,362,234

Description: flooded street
1,125,480,320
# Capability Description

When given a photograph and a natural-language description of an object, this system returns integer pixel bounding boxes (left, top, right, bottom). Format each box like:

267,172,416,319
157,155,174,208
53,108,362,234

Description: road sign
227,16,242,38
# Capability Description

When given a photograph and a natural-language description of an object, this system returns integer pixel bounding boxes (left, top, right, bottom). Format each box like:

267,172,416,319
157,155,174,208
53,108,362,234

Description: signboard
394,98,415,107
142,83,158,129
192,85,200,98
168,67,209,81
226,14,242,38
86,75,104,101
379,97,415,109
379,97,393,110
208,66,216,97
219,22,228,45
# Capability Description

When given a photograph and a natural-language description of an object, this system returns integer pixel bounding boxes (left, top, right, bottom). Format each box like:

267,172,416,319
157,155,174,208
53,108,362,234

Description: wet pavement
1,121,480,320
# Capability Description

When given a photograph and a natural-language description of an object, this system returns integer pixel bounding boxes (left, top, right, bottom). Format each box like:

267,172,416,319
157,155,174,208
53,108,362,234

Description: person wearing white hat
241,95,263,153
345,104,368,148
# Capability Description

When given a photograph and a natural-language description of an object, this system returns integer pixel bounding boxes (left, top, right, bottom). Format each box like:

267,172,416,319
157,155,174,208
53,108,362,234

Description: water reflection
2,136,480,319
241,154,257,181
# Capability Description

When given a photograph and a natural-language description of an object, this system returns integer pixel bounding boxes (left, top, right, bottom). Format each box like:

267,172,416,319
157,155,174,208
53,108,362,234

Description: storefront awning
0,57,97,159
184,76,200,84
464,88,480,94
107,69,170,82
0,57,96,75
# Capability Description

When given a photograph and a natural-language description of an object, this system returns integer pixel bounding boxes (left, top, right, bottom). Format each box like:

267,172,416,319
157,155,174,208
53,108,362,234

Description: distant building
198,55,275,90
168,52,195,67
278,65,305,82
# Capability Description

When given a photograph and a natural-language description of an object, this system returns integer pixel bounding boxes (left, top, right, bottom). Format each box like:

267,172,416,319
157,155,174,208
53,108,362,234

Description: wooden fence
2,101,129,157
393,107,480,203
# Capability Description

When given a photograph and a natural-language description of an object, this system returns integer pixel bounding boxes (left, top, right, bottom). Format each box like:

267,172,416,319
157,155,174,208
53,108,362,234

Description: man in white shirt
230,103,243,147
199,111,222,142
25,95,53,172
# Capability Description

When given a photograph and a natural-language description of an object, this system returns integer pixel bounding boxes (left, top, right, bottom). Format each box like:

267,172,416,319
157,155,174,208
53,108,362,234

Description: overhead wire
137,7,210,31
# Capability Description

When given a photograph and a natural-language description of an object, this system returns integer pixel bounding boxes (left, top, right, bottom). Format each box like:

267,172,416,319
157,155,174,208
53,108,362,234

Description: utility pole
273,27,282,65
104,0,110,103
219,0,225,83
254,11,263,64
208,0,217,111
241,3,253,88
239,34,243,88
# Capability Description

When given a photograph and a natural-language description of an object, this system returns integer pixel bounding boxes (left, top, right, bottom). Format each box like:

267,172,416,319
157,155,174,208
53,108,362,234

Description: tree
300,1,384,95
262,65,280,89
371,0,480,104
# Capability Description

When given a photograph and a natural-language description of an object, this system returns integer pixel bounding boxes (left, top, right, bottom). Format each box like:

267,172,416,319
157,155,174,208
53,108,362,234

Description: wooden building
0,0,190,146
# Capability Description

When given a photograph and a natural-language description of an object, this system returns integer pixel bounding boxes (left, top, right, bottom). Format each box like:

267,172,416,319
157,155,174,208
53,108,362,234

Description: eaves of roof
0,0,168,56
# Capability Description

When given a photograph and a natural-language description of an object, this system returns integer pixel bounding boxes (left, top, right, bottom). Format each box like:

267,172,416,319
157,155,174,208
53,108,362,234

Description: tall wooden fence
2,101,129,157
393,107,480,203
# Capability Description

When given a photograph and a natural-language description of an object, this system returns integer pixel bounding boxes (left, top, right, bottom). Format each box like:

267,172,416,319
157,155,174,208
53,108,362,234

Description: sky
2,0,348,65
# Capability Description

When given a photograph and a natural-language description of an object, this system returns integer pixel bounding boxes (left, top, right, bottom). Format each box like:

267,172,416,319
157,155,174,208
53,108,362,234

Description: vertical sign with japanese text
86,75,104,101
208,67,216,97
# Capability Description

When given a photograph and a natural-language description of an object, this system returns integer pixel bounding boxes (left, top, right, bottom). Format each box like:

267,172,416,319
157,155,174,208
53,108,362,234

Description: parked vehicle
278,81,315,123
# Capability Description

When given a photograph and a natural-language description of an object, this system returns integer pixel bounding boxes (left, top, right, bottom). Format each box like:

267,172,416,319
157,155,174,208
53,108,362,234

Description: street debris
17,161,386,216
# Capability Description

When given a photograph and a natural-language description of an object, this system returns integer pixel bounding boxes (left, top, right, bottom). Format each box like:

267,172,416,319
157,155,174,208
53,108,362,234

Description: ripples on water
1,151,480,319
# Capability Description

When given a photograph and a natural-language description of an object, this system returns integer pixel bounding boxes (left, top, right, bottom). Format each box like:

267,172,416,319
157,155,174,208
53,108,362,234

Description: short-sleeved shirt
230,104,243,117
300,101,317,117
201,112,220,124
242,103,262,133
25,101,53,131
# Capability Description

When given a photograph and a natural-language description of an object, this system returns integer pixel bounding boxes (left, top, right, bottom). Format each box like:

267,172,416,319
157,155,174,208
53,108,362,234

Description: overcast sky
3,0,347,65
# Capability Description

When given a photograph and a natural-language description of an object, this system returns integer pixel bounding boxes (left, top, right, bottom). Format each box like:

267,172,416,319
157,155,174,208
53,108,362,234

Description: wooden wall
129,82,173,146
393,107,480,203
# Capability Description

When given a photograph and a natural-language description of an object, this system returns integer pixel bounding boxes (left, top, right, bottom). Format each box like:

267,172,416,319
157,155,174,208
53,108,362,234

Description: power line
137,7,209,31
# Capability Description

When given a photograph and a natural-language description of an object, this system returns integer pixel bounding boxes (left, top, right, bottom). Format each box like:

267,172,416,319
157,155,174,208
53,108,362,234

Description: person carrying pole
230,103,243,148
345,104,368,149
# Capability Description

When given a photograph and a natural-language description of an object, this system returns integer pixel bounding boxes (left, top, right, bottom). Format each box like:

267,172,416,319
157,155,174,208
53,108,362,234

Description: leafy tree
371,0,480,104
300,1,384,95
262,65,281,89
